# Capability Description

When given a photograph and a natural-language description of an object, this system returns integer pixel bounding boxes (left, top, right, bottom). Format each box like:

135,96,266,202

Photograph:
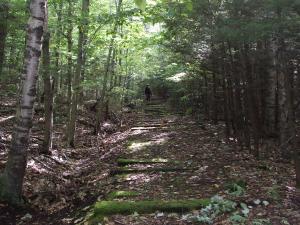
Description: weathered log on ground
106,190,140,200
117,158,180,166
89,199,210,223
110,167,191,175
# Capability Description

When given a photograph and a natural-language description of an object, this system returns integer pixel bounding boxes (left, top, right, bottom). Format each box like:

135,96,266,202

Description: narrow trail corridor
77,101,299,225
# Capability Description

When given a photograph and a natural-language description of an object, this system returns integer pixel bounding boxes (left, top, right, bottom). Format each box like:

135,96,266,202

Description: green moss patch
117,158,179,166
111,167,191,175
89,199,210,223
107,191,140,200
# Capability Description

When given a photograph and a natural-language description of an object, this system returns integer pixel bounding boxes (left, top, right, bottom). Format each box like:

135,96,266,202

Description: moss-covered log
89,199,210,223
107,191,140,200
117,158,179,166
111,167,191,175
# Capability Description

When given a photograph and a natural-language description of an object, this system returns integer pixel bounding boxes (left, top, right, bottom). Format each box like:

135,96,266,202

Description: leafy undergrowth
0,98,299,224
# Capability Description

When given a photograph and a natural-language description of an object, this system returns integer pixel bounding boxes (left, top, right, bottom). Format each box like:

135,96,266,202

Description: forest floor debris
0,98,299,224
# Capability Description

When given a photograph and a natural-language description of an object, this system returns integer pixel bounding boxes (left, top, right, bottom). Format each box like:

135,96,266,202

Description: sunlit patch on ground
127,137,168,153
130,129,149,135
116,173,162,185
27,159,48,173
127,141,153,152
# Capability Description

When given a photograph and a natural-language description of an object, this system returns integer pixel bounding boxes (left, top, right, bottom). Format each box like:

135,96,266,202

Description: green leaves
134,0,146,11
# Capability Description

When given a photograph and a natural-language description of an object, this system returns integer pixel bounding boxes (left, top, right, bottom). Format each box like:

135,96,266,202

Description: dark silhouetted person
145,85,152,102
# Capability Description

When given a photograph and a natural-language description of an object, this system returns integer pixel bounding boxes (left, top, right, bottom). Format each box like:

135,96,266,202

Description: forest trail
77,100,299,224
86,98,217,223
0,98,299,225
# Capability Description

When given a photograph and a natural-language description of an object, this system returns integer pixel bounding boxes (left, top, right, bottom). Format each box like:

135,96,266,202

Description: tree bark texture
0,0,47,204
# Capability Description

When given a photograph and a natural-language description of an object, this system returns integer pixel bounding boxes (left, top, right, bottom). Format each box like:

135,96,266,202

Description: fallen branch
0,115,15,124
42,154,67,167
32,157,55,172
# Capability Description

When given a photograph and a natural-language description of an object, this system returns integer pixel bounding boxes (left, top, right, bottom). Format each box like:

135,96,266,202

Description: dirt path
77,100,299,225
1,99,298,225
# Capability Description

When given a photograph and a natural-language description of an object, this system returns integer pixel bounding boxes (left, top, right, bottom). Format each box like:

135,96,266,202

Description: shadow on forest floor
0,98,299,224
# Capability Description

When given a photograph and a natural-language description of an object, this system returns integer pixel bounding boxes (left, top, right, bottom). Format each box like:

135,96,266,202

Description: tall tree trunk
66,0,89,147
277,9,295,159
66,0,73,107
220,58,231,138
41,32,53,154
203,73,210,120
109,48,117,90
95,0,122,134
53,0,63,96
0,0,9,75
212,72,218,124
264,39,278,137
278,50,293,159
227,43,245,149
0,0,47,204
296,151,300,188
242,44,261,158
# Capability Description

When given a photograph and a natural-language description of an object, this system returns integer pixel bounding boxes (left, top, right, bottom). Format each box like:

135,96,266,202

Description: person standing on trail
145,84,152,102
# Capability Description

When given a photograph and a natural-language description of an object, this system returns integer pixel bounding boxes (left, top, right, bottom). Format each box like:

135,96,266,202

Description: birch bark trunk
0,0,47,204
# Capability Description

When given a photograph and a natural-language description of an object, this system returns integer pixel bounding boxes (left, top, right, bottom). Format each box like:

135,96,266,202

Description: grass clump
225,180,247,196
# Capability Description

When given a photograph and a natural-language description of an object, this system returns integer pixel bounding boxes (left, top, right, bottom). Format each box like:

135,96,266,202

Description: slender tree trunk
296,151,300,188
109,48,116,90
8,44,16,76
277,8,295,159
66,0,73,106
53,0,63,96
212,72,218,123
220,59,230,138
0,1,9,75
79,5,90,104
242,44,261,158
0,0,47,204
95,0,122,134
264,39,278,137
41,32,53,154
228,43,244,149
203,73,210,120
66,0,89,147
